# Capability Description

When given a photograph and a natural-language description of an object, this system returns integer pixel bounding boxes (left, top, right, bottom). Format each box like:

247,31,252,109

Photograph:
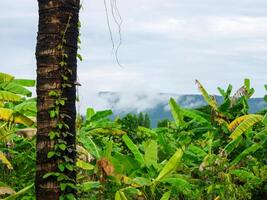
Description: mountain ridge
96,92,267,127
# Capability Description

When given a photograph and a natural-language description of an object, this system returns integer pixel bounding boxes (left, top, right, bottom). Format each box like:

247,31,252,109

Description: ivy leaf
47,151,56,159
57,174,68,182
58,144,67,151
58,163,65,172
60,183,67,191
50,110,56,118
77,53,83,61
49,131,56,140
43,172,60,179
48,91,59,97
65,163,74,171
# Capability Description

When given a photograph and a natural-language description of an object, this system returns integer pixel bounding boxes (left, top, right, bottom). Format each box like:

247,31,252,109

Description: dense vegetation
0,72,266,200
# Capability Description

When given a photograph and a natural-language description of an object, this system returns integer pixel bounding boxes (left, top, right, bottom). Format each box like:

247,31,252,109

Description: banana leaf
169,98,185,127
230,114,263,139
154,149,183,183
122,134,145,166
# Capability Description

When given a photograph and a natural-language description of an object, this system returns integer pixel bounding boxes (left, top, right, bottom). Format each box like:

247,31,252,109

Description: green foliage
144,113,151,128
138,112,144,126
0,72,35,199
230,114,263,139
122,134,145,166
169,98,185,127
154,149,183,183
1,74,266,200
157,119,170,128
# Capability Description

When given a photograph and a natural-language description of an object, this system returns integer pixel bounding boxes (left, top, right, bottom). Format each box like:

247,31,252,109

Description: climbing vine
42,14,82,200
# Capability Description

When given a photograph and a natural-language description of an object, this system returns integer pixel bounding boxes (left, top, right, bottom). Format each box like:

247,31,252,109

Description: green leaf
217,87,226,97
169,98,185,127
77,53,83,61
50,110,56,118
14,100,36,116
230,143,262,166
224,136,242,154
244,78,250,91
0,151,13,169
230,169,261,185
122,134,145,166
57,99,65,106
187,144,207,159
12,79,35,87
131,177,151,186
0,72,14,83
60,183,67,191
195,80,217,110
0,91,21,102
78,181,101,192
2,82,32,97
254,129,267,143
57,174,69,182
263,113,267,126
49,91,59,97
115,190,128,200
112,152,139,174
43,172,60,179
102,141,113,159
86,108,95,121
58,143,67,151
64,193,76,200
162,177,191,189
49,131,57,140
230,114,263,139
137,126,157,138
79,132,100,159
58,163,65,172
47,151,56,159
182,108,210,125
160,191,171,200
90,110,113,122
154,149,183,183
144,140,158,167
76,159,94,170
0,108,34,126
65,163,74,171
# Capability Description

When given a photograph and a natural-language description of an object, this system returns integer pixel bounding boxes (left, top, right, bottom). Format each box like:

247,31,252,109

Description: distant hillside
141,95,266,127
97,92,267,127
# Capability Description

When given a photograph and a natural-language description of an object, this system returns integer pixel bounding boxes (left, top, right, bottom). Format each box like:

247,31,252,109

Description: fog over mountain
80,92,266,127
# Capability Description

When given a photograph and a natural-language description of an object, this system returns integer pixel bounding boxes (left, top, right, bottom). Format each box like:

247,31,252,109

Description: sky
0,0,267,112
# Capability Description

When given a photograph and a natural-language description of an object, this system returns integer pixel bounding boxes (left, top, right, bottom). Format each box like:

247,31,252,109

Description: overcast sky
0,0,266,111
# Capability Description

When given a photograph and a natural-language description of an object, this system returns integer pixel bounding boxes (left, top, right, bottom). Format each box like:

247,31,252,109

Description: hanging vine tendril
103,0,123,67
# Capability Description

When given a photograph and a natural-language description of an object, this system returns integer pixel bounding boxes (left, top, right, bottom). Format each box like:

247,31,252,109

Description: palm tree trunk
35,0,80,199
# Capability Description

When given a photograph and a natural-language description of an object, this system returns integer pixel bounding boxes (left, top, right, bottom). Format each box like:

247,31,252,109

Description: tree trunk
35,0,80,199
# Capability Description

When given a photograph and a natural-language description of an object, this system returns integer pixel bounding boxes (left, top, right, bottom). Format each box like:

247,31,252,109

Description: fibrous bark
36,0,80,199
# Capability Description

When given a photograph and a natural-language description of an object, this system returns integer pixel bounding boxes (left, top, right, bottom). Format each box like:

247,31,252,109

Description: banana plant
0,72,36,199
196,79,257,126
113,148,186,200
0,72,36,128
0,72,35,98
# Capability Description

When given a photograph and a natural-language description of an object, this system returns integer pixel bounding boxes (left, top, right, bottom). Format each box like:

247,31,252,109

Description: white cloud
0,0,267,113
